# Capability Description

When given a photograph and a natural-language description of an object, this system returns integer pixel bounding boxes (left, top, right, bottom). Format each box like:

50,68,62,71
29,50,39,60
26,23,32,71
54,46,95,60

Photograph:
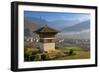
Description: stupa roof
34,25,59,34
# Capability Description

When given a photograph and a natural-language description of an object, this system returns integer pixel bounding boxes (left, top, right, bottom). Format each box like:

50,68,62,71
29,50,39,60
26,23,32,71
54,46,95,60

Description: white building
34,25,59,53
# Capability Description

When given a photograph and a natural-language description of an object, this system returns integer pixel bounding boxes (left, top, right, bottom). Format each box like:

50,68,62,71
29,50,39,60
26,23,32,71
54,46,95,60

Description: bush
24,53,30,61
30,56,35,61
34,54,41,61
24,42,35,48
69,49,74,55
55,46,60,49
41,53,50,60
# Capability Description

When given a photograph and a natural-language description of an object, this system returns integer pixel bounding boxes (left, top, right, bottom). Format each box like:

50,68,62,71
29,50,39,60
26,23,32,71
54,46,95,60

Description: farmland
24,39,90,61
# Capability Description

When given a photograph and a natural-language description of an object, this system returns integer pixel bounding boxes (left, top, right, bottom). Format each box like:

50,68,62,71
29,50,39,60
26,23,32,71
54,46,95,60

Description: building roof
34,25,59,34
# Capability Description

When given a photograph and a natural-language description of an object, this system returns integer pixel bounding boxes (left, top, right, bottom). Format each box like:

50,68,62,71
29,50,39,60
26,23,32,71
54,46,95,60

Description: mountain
57,20,90,39
25,17,48,26
24,17,84,31
57,30,90,39
24,17,90,39
24,19,39,37
48,20,80,30
24,17,49,37
62,20,90,32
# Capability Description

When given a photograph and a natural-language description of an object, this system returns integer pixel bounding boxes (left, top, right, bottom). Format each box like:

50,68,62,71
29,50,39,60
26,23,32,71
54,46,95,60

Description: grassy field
55,50,90,60
55,46,90,60
24,45,90,61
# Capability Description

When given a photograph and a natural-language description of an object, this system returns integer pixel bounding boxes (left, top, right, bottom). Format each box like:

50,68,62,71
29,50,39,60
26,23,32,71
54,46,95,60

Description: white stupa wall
39,43,55,52
43,43,55,52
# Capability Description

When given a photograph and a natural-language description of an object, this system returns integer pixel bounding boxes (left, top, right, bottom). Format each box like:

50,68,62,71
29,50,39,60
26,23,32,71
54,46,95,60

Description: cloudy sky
24,11,90,22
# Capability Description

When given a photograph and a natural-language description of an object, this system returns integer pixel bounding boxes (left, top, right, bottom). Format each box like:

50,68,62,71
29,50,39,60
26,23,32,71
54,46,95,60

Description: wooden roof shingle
34,25,59,34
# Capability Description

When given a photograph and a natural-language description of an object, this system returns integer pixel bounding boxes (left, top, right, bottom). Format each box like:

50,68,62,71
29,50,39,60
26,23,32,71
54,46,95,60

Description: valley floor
24,45,90,61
